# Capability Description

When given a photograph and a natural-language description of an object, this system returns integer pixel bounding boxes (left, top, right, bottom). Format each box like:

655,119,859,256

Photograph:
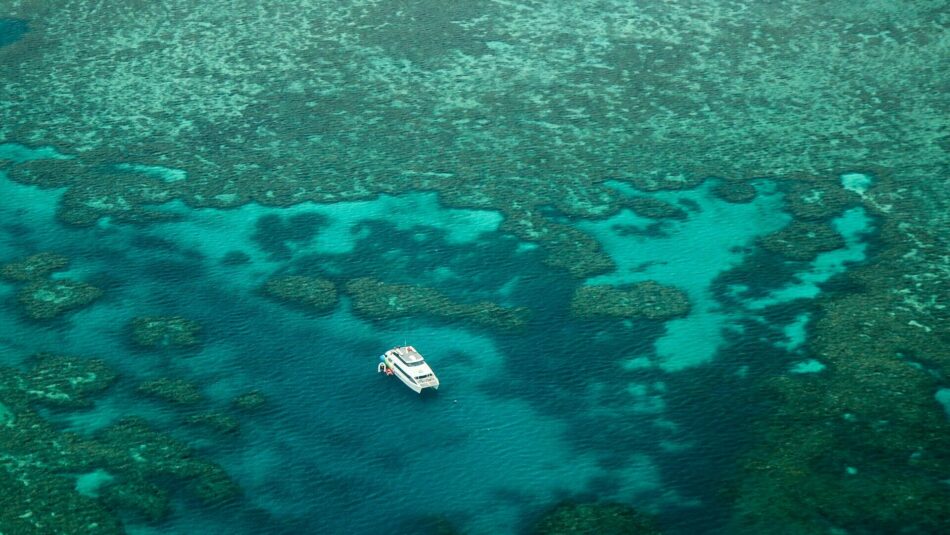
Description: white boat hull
380,345,439,393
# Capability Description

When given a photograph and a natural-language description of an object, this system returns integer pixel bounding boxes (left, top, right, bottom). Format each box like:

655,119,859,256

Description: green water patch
0,19,28,47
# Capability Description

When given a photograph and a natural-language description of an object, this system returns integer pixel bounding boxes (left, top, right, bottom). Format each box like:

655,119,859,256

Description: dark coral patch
570,281,691,320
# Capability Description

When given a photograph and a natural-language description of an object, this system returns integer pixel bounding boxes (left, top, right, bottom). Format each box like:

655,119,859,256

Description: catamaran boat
378,345,439,393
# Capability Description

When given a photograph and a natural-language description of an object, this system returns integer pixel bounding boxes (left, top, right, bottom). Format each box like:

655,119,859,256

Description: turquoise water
789,359,826,374
4,1,941,530
581,180,791,372
0,18,27,47
937,389,950,419
0,168,655,532
0,151,876,533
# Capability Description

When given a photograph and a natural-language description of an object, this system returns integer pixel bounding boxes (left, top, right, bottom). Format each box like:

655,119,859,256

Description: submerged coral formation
570,282,691,320
96,417,240,505
100,480,171,524
625,198,686,220
532,502,661,535
2,252,103,320
0,469,124,534
130,315,202,348
17,278,103,320
4,2,941,281
759,220,846,261
727,172,950,533
711,180,757,204
232,390,266,412
137,378,204,405
344,277,529,329
0,356,238,532
0,252,69,281
0,1,944,283
262,274,338,312
782,179,859,221
0,0,947,531
184,412,240,435
24,353,117,408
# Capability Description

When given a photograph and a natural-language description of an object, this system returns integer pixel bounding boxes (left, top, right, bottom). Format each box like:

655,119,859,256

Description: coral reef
344,277,530,329
137,378,203,405
0,157,86,189
625,198,686,220
232,390,266,411
0,252,69,281
782,180,860,221
0,1,944,281
0,356,239,531
17,278,103,320
1,1,947,531
8,160,186,227
711,180,757,204
100,480,170,523
130,315,202,348
626,175,706,193
0,469,124,534
185,412,240,435
532,502,661,535
497,214,615,278
262,275,338,312
759,221,846,261
1,252,103,320
727,172,950,533
570,282,691,320
24,353,118,409
96,417,240,505
537,225,616,278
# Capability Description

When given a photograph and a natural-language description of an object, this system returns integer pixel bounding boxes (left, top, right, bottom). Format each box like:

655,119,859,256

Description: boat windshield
395,354,426,366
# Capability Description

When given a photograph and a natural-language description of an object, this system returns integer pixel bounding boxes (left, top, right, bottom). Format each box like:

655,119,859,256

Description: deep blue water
0,145,875,534
0,19,28,47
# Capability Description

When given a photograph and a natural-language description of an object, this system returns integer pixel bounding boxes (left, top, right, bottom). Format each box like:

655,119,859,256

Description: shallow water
0,152,875,533
2,1,944,532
